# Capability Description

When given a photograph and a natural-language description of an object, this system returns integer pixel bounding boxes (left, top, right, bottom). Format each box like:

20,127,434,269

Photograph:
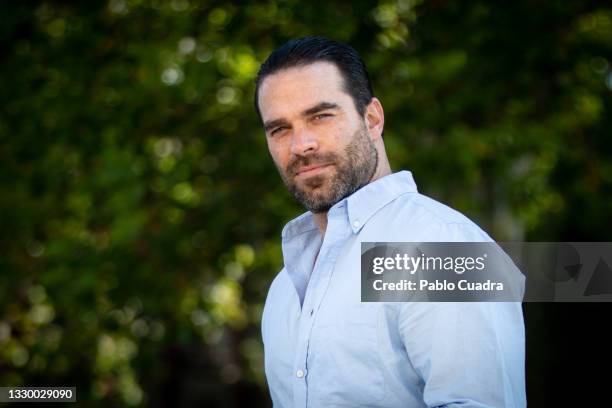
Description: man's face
258,61,378,213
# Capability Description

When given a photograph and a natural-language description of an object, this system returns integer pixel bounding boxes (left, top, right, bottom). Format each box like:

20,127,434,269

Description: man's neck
313,212,328,235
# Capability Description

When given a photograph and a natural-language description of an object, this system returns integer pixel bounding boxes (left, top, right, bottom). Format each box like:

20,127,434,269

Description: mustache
287,153,337,176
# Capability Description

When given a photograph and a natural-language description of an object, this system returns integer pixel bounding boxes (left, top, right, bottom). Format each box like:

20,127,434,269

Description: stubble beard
279,125,379,213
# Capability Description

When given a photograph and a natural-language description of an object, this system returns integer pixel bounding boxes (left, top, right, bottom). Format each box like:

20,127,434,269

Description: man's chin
287,173,343,212
306,198,334,214
291,188,335,213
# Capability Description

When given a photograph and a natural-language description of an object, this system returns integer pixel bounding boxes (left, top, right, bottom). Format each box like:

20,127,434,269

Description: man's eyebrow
263,102,341,132
263,118,289,132
301,102,340,117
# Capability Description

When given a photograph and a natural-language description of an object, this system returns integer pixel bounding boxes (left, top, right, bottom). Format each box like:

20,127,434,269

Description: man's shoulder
397,191,475,223
379,191,493,241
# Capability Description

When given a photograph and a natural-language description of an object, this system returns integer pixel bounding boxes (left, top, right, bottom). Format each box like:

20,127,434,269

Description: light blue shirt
262,171,526,408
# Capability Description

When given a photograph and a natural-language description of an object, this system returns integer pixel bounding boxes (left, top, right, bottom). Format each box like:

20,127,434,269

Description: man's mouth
295,163,333,177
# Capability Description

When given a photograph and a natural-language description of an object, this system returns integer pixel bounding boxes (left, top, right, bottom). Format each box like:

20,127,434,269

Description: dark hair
254,36,374,120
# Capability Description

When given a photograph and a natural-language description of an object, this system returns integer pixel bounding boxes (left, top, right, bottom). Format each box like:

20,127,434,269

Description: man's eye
314,113,332,121
271,127,286,135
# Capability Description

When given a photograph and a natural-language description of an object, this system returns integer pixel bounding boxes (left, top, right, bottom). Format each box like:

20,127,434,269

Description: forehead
257,61,354,120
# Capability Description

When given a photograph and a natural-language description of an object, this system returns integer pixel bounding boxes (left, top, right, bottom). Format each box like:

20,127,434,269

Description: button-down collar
346,170,418,233
279,171,419,306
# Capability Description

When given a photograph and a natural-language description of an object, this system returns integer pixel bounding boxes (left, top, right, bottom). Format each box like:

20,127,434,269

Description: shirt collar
346,170,418,233
281,210,319,241
281,170,418,239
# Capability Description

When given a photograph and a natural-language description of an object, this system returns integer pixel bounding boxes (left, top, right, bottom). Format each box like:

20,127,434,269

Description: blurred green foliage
1,0,611,406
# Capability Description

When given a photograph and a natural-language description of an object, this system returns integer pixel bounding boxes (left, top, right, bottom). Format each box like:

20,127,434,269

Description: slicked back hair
254,36,375,121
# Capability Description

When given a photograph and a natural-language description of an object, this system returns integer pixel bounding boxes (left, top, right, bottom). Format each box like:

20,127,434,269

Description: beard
278,124,379,213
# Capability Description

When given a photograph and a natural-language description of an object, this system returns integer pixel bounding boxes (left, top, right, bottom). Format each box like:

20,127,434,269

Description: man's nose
290,126,319,156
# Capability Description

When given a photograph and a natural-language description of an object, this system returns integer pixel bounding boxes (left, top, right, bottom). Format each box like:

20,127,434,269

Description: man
256,36,526,408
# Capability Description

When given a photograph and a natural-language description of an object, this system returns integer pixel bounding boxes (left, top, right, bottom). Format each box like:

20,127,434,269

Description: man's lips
295,163,333,177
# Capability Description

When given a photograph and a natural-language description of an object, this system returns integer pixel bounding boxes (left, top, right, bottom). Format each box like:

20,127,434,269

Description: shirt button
353,220,361,228
296,369,306,378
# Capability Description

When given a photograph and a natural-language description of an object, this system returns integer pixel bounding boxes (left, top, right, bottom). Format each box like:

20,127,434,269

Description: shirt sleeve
398,222,527,407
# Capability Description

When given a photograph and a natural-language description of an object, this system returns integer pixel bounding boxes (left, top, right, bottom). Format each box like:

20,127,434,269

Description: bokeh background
1,0,611,406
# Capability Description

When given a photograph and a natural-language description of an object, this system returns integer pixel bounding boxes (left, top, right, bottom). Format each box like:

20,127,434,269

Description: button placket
292,210,351,408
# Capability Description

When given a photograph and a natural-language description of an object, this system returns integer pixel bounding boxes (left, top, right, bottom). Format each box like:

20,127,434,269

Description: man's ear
364,97,385,140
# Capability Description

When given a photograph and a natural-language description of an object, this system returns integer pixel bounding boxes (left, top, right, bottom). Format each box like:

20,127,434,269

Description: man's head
255,36,388,213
